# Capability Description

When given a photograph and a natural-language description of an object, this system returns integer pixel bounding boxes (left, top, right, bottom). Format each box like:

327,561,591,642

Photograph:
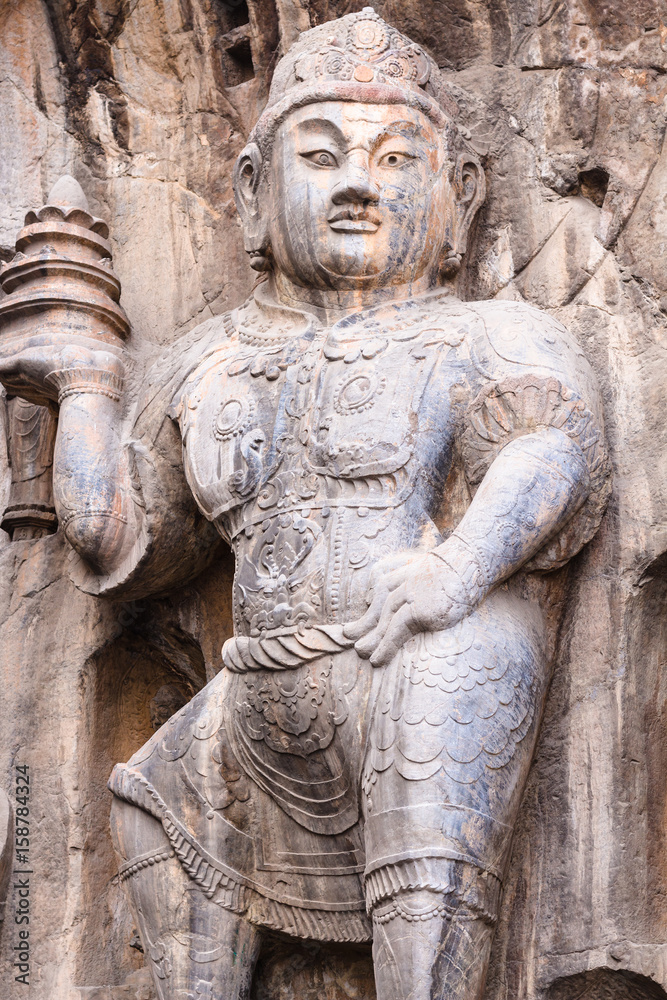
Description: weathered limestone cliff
0,2,666,998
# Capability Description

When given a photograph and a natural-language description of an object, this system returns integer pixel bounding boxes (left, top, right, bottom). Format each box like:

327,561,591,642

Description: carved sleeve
461,304,611,571
68,317,228,599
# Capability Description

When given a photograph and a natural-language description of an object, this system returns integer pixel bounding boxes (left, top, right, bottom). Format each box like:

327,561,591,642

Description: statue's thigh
363,592,548,871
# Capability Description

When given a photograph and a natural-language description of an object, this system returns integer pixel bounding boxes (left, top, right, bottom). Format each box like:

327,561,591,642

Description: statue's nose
331,157,380,206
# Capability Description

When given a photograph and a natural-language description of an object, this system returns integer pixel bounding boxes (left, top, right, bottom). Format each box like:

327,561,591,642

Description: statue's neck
272,271,447,326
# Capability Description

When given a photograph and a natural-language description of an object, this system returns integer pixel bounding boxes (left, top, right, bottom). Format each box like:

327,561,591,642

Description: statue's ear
233,143,271,271
452,154,486,257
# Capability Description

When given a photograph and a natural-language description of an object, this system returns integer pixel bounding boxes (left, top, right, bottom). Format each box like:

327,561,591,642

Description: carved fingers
345,552,473,668
0,347,60,401
356,587,423,667
365,550,419,595
0,344,124,406
343,550,419,644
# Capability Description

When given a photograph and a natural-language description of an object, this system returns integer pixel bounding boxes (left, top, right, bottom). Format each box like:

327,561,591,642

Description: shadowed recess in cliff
547,968,667,1000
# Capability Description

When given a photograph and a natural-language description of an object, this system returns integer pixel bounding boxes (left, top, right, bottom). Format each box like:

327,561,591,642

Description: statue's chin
309,256,422,290
275,246,433,293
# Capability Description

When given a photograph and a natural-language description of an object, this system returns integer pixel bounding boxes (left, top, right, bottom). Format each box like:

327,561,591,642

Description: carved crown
291,8,431,90
249,8,460,151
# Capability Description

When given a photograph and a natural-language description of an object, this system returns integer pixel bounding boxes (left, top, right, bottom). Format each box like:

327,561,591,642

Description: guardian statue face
267,101,451,290
233,11,486,297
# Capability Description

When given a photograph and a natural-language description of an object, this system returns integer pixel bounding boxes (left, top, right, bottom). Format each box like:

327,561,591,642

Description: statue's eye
303,150,338,167
379,151,411,167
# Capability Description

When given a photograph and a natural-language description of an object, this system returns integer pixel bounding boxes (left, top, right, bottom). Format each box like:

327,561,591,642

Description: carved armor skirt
109,589,547,943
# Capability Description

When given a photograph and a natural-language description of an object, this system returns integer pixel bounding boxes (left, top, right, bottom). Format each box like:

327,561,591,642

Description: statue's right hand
0,343,124,406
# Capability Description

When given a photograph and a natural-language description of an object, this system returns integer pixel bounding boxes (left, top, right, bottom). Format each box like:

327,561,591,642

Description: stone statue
0,10,610,1000
1,398,58,540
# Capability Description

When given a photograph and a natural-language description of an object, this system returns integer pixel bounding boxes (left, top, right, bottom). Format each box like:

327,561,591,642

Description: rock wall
0,1,666,998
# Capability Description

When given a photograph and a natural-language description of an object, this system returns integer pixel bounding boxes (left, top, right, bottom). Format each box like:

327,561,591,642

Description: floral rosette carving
293,11,431,89
463,374,611,570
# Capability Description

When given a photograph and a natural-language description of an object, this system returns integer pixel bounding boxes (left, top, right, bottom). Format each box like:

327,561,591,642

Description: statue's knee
366,859,501,922
110,797,168,862
371,887,451,925
370,883,496,1000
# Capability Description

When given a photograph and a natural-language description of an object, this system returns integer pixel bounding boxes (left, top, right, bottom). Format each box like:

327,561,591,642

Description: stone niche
0,1,666,999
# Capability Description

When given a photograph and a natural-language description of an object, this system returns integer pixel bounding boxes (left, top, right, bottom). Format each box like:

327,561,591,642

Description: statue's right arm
0,341,222,596
48,351,137,574
0,343,132,571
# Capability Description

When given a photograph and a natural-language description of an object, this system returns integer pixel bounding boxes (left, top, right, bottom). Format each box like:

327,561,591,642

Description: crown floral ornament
293,9,431,89
248,7,464,153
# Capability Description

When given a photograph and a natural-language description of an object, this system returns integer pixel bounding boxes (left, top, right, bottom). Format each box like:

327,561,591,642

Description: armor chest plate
176,332,450,532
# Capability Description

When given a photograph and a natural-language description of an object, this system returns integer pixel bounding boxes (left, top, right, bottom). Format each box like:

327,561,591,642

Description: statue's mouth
328,209,381,233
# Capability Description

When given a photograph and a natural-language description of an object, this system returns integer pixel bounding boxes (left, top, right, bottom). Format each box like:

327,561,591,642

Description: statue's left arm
345,305,611,666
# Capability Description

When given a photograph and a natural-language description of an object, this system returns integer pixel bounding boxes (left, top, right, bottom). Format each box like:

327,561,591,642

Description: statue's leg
362,595,547,999
368,872,496,1000
110,798,261,1000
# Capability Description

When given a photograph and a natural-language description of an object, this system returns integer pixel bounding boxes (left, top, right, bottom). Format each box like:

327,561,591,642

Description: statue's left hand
342,551,473,667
